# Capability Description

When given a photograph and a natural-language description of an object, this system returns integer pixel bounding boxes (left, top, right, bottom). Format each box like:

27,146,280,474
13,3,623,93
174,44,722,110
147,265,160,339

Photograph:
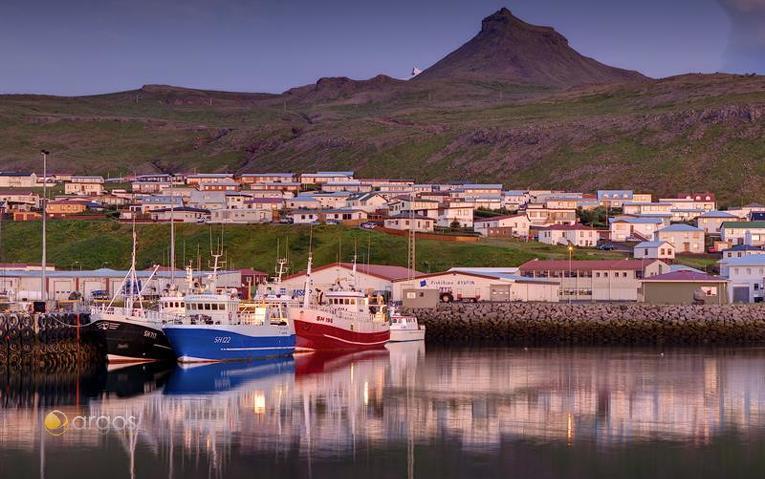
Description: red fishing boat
288,254,390,351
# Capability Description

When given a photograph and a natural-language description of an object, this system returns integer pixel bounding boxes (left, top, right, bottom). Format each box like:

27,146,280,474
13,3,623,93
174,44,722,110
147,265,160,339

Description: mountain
415,8,647,87
0,9,763,204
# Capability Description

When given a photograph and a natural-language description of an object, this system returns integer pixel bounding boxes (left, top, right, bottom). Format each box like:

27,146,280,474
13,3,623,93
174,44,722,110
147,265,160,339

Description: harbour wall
0,313,103,370
410,303,765,346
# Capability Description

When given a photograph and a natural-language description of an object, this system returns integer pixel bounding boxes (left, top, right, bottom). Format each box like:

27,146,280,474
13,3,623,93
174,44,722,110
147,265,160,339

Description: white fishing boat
389,310,425,342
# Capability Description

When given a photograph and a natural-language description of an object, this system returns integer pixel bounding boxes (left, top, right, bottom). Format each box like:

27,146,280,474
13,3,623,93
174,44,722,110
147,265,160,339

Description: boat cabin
323,290,387,320
390,314,418,329
182,293,240,325
159,295,185,315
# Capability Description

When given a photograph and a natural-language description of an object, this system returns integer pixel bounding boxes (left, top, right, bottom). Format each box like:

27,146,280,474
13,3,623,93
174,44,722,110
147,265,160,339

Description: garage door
732,286,750,303
490,285,511,302
51,279,73,300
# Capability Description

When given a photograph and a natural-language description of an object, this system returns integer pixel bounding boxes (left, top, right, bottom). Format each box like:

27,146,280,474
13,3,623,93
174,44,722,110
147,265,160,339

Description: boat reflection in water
6,347,765,478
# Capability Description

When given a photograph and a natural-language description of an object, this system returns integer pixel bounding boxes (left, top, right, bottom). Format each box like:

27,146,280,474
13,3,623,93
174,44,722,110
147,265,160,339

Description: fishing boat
90,227,177,363
288,253,390,351
163,253,295,363
389,309,426,342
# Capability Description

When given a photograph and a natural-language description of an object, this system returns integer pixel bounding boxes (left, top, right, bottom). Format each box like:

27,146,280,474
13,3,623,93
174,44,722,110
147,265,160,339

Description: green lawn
0,220,654,274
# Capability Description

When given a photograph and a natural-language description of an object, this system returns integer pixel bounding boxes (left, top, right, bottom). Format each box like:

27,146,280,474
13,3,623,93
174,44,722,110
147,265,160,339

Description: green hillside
0,220,718,274
1,74,764,204
0,220,624,273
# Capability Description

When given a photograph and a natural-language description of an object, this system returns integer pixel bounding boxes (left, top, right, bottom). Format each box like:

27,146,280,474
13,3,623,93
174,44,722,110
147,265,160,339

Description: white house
150,207,210,223
721,245,765,261
697,211,743,234
286,194,322,210
721,221,765,247
208,208,272,224
346,192,388,213
655,224,705,254
537,224,599,247
473,214,532,238
384,214,435,232
720,255,765,303
287,211,320,224
437,202,474,228
320,209,368,224
300,171,354,185
609,217,664,242
633,241,675,260
65,176,104,196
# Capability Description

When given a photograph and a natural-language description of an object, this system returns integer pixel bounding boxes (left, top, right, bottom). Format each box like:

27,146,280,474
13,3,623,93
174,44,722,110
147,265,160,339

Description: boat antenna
303,228,313,309
352,240,358,291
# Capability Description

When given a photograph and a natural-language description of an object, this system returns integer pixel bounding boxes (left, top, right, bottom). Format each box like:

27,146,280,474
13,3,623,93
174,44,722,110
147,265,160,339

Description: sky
0,0,762,96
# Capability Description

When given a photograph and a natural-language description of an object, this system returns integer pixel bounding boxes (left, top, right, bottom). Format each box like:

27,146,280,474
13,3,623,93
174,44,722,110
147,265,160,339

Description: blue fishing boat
162,254,295,363
163,292,295,362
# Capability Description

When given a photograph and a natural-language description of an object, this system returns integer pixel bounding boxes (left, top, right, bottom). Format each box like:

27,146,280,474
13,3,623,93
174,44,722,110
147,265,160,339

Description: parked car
360,222,377,230
325,219,339,225
279,217,294,224
597,242,616,251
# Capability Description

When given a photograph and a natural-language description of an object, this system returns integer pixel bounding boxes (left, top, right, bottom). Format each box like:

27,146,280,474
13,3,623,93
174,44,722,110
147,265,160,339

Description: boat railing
91,304,182,324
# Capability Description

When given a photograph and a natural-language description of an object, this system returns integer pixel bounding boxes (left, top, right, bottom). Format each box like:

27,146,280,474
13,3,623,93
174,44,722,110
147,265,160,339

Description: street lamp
567,245,574,304
40,149,50,302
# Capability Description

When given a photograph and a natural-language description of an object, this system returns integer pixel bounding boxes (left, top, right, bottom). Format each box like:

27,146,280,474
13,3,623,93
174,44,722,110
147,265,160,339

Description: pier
0,313,102,370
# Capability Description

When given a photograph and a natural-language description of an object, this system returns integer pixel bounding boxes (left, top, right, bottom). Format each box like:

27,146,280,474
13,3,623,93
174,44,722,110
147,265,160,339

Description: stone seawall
409,303,765,346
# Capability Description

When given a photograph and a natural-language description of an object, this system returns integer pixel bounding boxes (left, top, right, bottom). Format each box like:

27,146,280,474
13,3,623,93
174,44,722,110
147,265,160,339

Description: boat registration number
214,336,232,344
317,316,333,324
143,330,158,340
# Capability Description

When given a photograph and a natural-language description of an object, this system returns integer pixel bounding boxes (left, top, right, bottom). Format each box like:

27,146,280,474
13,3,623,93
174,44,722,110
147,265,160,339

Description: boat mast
170,194,175,287
303,252,312,309
303,227,313,308
407,191,416,281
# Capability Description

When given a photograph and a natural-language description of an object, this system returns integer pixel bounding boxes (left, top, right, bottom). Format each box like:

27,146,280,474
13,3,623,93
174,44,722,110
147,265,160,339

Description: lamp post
40,149,49,302
567,245,574,304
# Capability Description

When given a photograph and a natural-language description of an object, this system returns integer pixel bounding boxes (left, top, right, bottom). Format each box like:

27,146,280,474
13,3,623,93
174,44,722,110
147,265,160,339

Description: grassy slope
0,220,716,273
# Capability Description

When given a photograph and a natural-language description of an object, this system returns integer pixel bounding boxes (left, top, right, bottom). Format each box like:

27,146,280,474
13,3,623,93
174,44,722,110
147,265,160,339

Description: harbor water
2,345,765,478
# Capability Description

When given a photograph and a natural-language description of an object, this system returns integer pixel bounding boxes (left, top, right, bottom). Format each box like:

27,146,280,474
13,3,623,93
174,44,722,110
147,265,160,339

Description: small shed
641,271,729,305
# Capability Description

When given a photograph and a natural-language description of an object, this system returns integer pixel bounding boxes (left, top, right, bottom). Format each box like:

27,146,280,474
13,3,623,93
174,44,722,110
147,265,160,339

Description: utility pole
407,192,416,279
41,149,49,302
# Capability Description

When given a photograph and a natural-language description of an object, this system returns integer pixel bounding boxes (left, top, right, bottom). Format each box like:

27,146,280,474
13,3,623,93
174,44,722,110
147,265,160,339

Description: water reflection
3,346,765,478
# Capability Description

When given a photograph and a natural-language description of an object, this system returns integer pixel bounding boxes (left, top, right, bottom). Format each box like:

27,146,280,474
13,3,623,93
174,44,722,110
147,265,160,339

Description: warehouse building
0,268,242,301
279,262,419,299
391,270,560,305
518,259,670,302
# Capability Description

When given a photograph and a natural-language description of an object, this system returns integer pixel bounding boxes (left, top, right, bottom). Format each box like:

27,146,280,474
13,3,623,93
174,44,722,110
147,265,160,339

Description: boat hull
294,318,390,351
163,324,295,363
389,327,426,342
91,318,175,363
